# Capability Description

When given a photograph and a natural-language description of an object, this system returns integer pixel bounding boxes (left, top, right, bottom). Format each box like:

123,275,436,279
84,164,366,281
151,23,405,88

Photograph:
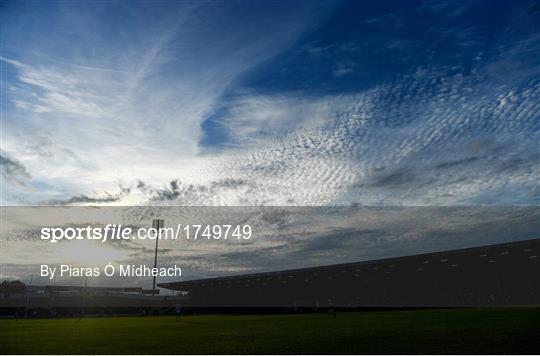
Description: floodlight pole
152,219,164,296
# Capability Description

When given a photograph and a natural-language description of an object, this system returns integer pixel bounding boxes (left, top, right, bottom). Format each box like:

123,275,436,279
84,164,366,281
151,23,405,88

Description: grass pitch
1,308,539,354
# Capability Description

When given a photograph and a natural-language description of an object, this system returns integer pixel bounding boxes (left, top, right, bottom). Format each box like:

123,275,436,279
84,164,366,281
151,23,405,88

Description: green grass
1,308,539,354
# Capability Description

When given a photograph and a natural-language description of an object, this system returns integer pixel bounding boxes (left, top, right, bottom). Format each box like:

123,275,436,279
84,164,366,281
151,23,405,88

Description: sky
0,0,539,284
0,0,538,206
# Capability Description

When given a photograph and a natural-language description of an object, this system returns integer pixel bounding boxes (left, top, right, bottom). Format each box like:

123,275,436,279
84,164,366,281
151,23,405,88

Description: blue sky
1,0,539,206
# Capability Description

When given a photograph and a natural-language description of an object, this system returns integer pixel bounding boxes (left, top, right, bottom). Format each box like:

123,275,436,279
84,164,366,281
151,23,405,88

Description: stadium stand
158,238,540,308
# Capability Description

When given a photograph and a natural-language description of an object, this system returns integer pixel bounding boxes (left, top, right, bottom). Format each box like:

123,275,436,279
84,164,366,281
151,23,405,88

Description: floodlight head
152,219,164,229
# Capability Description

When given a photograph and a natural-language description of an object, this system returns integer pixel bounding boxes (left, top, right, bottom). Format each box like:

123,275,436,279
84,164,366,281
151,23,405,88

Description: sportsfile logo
40,224,253,243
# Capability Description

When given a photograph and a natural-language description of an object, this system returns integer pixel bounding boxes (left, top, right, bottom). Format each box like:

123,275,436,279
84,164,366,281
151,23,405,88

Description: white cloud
1,2,323,204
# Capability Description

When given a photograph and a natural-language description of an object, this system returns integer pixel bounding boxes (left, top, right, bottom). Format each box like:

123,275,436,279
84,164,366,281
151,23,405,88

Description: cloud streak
0,152,31,185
